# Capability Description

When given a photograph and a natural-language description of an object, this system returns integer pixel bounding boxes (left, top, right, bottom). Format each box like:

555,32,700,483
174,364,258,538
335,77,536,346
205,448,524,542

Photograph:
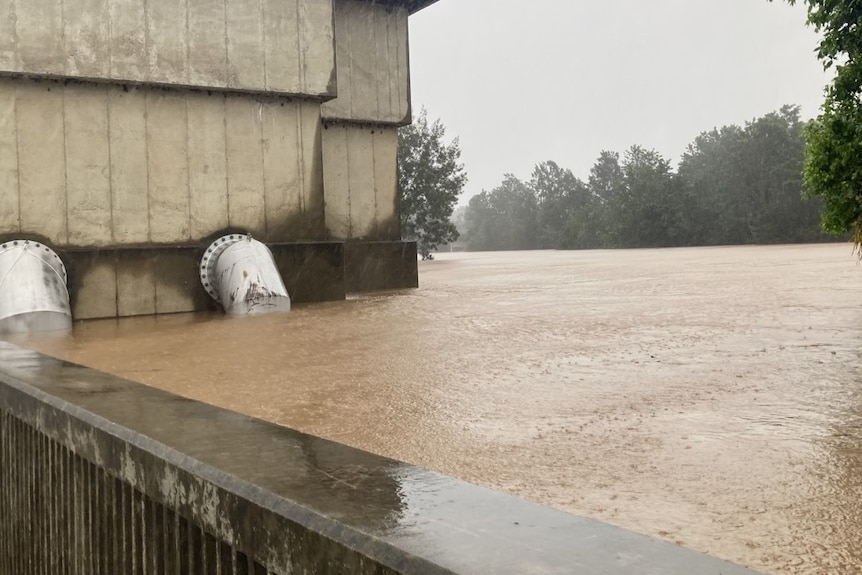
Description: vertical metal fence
0,410,268,575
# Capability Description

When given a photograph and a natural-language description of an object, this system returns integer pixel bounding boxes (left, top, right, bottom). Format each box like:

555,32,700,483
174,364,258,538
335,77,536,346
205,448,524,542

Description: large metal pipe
0,240,72,334
200,234,291,315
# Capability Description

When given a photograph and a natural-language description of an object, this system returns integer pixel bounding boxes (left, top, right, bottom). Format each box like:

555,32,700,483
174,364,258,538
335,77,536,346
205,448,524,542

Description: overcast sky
408,0,832,203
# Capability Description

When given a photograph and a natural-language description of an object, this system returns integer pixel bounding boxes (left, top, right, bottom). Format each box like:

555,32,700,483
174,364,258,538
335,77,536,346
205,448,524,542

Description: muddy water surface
8,244,862,574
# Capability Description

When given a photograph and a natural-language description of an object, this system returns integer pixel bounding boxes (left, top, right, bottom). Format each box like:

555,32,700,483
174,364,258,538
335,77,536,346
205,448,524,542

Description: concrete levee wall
0,77,325,248
321,0,410,125
322,123,400,240
0,0,336,96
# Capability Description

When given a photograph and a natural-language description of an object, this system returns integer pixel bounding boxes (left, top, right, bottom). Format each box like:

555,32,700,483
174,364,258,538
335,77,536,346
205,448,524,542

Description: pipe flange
0,239,67,284
199,234,248,302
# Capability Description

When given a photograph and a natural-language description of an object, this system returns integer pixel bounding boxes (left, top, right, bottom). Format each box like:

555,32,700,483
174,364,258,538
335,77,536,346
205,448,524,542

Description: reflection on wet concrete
7,244,862,574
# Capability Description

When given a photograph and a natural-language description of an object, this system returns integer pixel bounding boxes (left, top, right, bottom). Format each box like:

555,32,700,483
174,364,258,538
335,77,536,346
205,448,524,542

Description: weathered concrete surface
115,256,157,317
153,250,204,315
16,0,65,75
322,0,411,125
322,124,400,240
0,81,19,234
72,257,118,319
107,84,150,244
0,340,764,575
64,0,112,78
188,94,229,239
346,126,377,238
16,82,67,244
270,241,346,304
226,96,267,234
188,0,228,87
344,240,418,292
109,0,147,79
65,87,112,245
0,77,327,248
146,90,192,244
323,123,352,238
0,0,336,96
371,128,401,239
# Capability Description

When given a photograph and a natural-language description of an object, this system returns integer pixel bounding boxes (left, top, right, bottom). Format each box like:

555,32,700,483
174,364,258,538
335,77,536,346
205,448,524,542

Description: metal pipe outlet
0,240,72,334
200,234,291,315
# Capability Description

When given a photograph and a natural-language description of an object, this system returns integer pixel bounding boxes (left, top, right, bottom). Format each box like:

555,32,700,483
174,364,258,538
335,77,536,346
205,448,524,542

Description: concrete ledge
0,341,764,575
0,71,335,100
60,242,346,319
345,241,418,293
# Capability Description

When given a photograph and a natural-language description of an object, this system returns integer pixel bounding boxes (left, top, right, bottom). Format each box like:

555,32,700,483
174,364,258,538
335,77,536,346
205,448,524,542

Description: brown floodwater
6,244,862,574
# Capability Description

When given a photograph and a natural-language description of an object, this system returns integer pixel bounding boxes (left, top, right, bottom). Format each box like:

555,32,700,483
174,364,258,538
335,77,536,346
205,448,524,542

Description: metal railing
0,342,411,575
0,411,267,574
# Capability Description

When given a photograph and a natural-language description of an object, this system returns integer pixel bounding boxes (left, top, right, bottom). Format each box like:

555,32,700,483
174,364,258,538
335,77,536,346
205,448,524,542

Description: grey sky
408,1,832,202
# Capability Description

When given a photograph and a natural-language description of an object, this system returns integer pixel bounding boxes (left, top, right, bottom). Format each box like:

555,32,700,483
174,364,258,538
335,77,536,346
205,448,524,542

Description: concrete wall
322,0,410,125
320,0,408,243
64,243,345,320
0,0,420,316
322,123,400,240
0,0,336,96
0,77,325,249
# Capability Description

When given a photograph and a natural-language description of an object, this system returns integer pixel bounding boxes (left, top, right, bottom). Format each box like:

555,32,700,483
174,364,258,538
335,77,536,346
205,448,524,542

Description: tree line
402,2,862,255
460,105,837,252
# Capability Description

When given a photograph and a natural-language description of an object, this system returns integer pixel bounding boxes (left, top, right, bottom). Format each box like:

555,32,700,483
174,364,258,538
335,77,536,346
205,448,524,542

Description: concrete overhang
362,0,441,14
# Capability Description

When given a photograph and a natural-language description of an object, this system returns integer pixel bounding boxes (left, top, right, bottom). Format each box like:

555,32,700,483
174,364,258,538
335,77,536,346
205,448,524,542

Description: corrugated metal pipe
200,233,291,315
0,239,72,334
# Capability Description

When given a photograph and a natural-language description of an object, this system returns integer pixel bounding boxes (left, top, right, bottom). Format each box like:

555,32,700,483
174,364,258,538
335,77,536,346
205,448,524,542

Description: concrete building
0,0,437,319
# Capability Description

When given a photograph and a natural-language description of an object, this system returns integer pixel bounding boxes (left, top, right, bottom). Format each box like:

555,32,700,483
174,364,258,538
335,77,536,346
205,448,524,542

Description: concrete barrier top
0,341,764,575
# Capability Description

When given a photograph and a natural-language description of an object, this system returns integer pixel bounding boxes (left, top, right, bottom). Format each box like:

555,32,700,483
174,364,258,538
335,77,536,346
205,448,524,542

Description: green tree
583,151,625,247
398,109,467,259
562,195,605,249
678,106,827,245
588,150,625,203
606,146,690,248
678,125,749,245
774,0,862,242
744,106,825,243
530,161,592,249
466,175,539,251
464,192,496,251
